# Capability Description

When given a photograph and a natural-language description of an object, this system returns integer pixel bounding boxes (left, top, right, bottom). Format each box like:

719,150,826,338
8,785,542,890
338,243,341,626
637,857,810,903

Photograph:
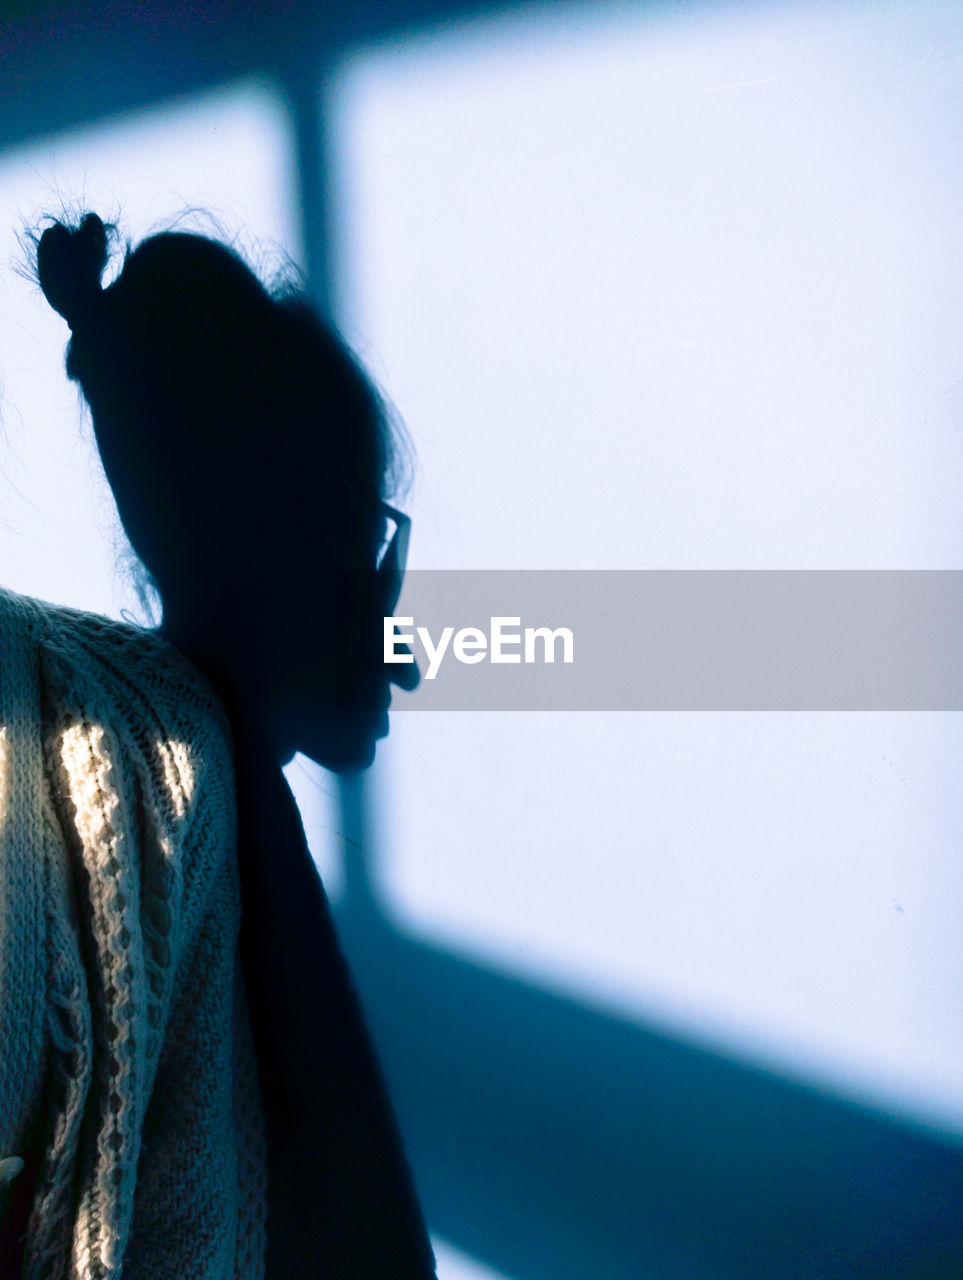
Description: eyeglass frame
334,473,411,611
377,502,410,614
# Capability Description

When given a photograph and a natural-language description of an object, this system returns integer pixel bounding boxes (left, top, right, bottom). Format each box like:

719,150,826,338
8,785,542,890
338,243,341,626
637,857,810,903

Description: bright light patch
159,738,195,822
431,1237,512,1280
59,720,118,857
283,752,347,899
0,78,299,617
331,0,963,1137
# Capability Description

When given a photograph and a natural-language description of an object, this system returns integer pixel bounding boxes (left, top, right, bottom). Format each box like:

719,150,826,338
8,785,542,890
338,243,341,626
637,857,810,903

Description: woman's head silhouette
36,212,418,770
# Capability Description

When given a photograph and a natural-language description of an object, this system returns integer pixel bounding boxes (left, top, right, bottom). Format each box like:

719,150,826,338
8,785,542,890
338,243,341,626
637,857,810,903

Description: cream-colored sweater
0,585,267,1279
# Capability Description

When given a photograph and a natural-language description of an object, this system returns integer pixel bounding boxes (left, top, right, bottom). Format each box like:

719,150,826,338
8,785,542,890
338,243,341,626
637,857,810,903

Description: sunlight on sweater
59,723,199,866
59,722,120,859
73,1203,122,1278
159,738,195,822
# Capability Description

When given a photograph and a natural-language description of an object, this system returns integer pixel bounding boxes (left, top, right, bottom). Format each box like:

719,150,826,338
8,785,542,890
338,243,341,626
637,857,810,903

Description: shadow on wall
333,784,963,1280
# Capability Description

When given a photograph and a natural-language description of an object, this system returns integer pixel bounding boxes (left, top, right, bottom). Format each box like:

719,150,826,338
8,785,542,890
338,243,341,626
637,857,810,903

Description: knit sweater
0,585,267,1279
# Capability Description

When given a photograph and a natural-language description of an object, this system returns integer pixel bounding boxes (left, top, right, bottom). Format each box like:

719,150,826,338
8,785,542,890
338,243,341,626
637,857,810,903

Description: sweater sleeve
121,658,268,1280
124,836,267,1280
0,591,53,1274
0,590,50,1161
24,597,267,1280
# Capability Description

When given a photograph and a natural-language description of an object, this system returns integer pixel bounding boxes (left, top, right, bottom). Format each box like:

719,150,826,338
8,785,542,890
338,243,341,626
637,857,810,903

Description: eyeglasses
376,503,410,614
336,476,411,609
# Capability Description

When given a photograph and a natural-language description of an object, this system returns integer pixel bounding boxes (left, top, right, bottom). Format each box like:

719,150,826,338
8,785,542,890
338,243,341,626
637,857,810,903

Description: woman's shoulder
0,587,237,866
0,585,231,745
0,583,45,634
1,585,239,929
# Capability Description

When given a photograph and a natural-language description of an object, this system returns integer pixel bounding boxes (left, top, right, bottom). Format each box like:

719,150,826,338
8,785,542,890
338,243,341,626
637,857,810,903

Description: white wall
329,0,963,1139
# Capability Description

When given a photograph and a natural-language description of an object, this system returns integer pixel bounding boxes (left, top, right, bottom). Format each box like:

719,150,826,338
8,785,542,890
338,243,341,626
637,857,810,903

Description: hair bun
37,213,108,328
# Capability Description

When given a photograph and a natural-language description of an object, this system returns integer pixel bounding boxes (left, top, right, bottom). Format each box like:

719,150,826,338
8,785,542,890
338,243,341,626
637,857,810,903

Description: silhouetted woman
0,211,433,1278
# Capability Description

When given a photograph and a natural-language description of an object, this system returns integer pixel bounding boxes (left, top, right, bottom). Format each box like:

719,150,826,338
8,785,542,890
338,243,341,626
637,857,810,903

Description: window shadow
334,834,963,1280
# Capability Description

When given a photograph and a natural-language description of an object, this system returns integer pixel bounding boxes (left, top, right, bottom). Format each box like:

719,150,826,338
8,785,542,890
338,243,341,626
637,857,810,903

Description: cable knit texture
0,585,267,1279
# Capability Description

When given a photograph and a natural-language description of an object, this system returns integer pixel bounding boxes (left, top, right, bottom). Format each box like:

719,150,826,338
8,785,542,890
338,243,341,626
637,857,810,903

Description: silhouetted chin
297,708,388,774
